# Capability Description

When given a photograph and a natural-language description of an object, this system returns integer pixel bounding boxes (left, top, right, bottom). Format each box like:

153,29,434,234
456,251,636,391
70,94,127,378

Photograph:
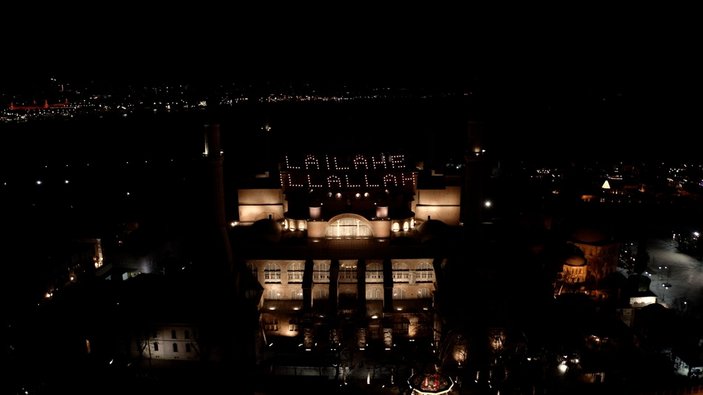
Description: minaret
461,120,490,225
203,123,259,394
203,123,235,279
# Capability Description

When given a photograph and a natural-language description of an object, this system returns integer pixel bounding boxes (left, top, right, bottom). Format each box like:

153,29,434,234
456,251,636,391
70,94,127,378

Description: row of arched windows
252,261,434,284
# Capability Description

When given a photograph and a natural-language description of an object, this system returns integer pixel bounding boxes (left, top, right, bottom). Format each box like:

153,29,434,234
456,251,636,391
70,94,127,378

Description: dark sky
2,6,696,85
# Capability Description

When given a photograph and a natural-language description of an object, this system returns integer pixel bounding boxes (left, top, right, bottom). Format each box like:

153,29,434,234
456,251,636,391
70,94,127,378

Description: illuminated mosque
237,155,462,354
205,123,471,376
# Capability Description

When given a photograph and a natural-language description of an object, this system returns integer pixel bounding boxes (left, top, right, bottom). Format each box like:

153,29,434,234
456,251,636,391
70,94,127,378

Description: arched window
173,343,178,353
314,287,329,300
339,261,357,283
393,288,406,300
266,288,281,300
393,317,409,335
264,262,281,283
290,288,303,300
326,214,373,238
392,262,409,283
264,317,279,331
313,261,330,283
289,319,299,332
366,286,383,300
392,222,401,232
365,262,383,283
153,342,159,351
288,261,304,283
184,330,190,339
416,262,434,283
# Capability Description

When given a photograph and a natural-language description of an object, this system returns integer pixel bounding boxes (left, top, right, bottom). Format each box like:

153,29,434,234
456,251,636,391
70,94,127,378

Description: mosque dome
570,227,610,245
565,255,587,267
417,219,449,244
250,218,282,243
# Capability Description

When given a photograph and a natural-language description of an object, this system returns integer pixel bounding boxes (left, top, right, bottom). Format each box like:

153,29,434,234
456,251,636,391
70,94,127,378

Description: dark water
0,98,475,166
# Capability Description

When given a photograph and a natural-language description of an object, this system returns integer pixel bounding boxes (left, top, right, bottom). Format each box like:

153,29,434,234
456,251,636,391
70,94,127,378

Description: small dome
250,218,282,243
417,219,449,243
565,255,586,267
570,227,609,244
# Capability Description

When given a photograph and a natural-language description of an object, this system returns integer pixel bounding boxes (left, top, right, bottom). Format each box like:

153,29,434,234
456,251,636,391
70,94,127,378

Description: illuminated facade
231,152,463,371
569,228,620,284
554,228,622,299
131,323,201,361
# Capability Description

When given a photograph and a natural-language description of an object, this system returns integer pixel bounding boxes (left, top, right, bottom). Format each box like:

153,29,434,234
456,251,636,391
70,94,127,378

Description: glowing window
288,261,304,283
416,262,434,283
264,263,281,283
392,288,407,300
392,262,409,282
339,261,357,283
365,262,383,283
313,261,330,283
366,286,383,300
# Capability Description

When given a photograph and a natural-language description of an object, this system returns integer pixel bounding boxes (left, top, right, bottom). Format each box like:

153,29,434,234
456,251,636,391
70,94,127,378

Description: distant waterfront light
36,180,42,185
484,200,492,208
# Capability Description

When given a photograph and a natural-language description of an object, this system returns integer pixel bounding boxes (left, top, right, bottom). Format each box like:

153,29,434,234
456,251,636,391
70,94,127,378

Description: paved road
646,237,703,312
